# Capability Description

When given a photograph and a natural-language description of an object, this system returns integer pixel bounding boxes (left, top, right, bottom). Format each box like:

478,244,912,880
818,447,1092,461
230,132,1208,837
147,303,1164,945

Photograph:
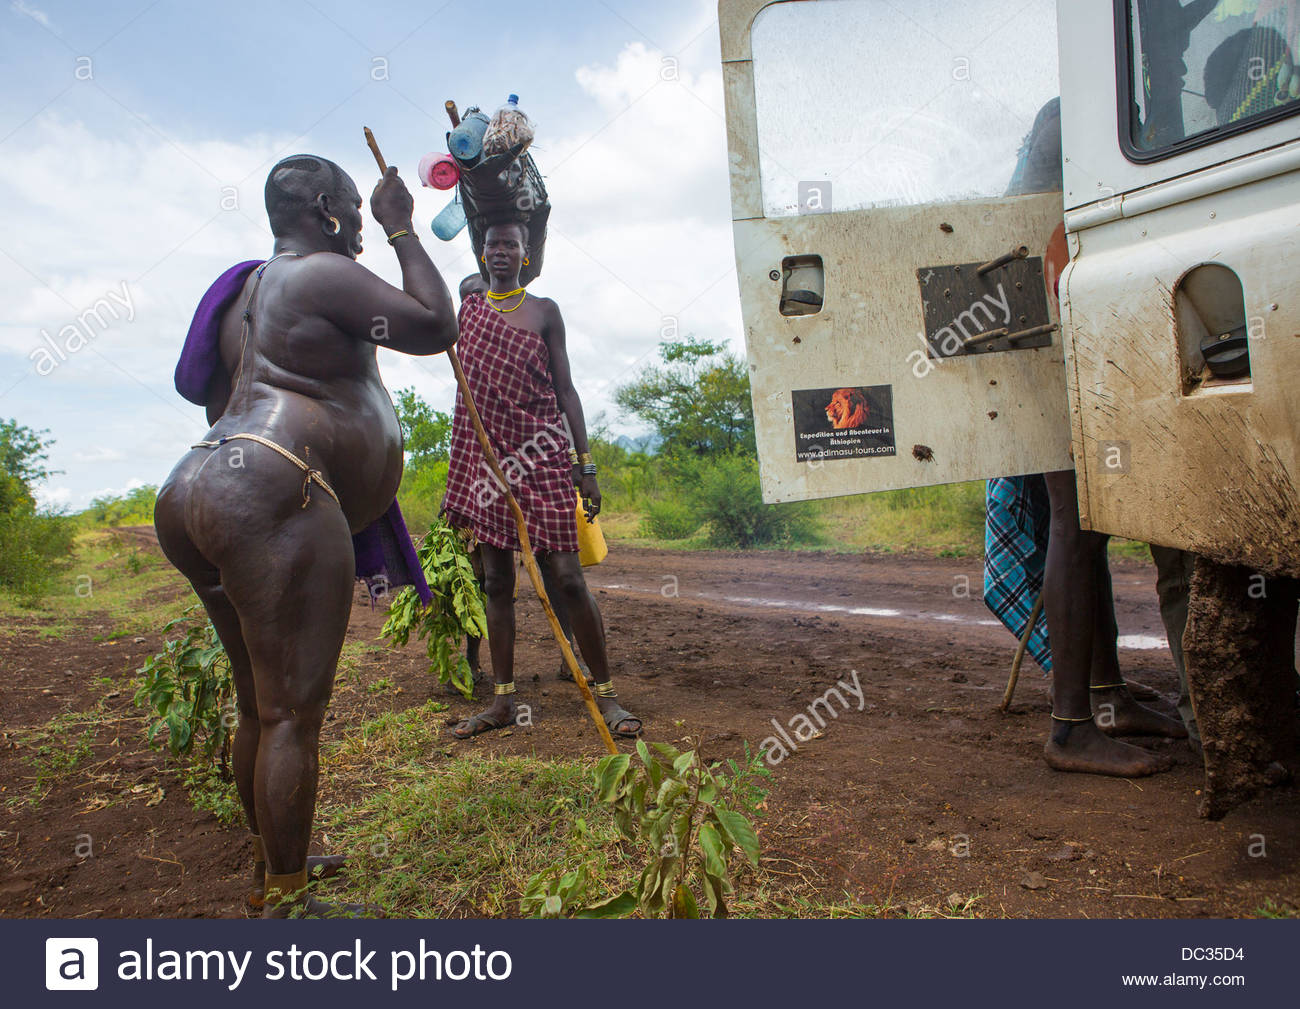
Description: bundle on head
446,102,550,286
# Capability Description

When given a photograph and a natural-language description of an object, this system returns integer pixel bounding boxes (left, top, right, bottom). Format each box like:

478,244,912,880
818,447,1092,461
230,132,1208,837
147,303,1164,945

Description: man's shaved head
265,155,352,236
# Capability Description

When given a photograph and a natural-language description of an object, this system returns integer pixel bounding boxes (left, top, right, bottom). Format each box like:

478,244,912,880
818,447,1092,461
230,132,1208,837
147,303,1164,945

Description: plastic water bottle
483,94,534,156
431,192,467,241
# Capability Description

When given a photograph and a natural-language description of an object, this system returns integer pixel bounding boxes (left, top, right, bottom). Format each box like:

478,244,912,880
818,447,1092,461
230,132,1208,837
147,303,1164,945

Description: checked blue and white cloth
983,475,1052,671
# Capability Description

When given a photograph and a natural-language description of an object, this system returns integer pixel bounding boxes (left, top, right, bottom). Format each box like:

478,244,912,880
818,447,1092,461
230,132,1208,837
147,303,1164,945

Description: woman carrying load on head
441,219,642,740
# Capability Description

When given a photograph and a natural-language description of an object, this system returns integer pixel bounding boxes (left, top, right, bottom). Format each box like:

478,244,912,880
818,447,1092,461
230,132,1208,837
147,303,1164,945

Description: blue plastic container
447,110,490,163
431,193,467,241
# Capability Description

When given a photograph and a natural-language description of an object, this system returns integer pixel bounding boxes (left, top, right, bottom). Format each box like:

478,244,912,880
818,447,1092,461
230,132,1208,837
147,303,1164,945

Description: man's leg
543,550,641,736
1088,545,1187,738
540,555,590,682
1041,470,1171,776
452,544,518,736
1149,544,1199,744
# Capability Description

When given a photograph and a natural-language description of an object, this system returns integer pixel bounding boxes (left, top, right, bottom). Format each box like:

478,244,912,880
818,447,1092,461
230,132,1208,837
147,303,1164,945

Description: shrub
0,508,75,600
85,485,157,526
134,608,234,768
639,497,699,540
396,459,449,535
682,453,821,548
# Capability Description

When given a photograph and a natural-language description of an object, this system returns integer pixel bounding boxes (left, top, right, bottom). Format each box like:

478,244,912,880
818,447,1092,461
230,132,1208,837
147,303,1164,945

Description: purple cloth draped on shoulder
176,261,433,607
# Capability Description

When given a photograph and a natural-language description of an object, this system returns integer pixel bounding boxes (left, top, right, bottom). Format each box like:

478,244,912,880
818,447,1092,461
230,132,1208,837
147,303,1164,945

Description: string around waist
192,433,340,509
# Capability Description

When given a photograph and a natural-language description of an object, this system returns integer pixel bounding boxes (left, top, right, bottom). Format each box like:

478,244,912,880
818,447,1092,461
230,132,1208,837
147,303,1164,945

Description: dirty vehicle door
720,0,1072,503
1058,0,1300,575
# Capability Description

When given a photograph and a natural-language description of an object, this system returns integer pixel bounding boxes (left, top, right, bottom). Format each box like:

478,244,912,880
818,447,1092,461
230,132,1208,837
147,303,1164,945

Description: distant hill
612,432,661,455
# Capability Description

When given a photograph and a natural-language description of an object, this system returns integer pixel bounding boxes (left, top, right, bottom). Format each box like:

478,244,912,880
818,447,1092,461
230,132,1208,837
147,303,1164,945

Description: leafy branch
381,518,487,698
523,739,769,918
133,606,234,770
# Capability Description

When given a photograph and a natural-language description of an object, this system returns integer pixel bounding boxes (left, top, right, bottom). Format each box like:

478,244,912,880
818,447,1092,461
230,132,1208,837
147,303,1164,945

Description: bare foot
1044,720,1174,777
1124,679,1161,702
1091,686,1188,738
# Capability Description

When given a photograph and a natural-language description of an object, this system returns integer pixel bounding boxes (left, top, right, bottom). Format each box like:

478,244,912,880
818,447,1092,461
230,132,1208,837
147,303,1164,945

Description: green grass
0,530,192,638
1254,898,1299,919
319,702,631,917
11,708,101,807
604,482,988,556
315,702,991,919
603,482,1162,563
180,763,243,827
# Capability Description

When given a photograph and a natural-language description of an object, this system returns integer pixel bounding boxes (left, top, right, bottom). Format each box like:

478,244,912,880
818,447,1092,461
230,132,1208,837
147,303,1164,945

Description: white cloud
33,485,71,510
72,446,126,463
2,16,742,510
10,1,53,30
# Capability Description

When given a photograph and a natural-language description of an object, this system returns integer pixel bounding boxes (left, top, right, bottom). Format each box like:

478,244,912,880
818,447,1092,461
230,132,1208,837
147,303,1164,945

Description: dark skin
154,162,457,916
456,275,591,685
1041,470,1185,777
451,223,639,737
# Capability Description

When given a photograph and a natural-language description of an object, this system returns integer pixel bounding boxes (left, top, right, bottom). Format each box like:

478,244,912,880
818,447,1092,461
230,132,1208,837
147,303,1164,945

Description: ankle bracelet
594,680,618,698
494,681,516,696
1089,682,1125,691
1050,713,1094,723
264,868,309,903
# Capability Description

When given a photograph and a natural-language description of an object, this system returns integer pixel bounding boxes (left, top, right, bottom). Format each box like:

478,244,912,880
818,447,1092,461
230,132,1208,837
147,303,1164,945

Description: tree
0,419,55,497
0,420,73,597
614,337,754,460
393,388,452,469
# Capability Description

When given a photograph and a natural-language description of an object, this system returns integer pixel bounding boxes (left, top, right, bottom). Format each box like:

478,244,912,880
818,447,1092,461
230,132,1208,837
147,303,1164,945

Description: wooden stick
362,127,618,755
363,127,386,172
1001,593,1044,712
445,100,460,128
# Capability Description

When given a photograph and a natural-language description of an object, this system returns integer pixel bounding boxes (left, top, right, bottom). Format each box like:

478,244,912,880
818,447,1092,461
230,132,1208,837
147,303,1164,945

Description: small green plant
18,711,97,805
382,518,487,699
133,607,234,769
639,497,699,540
538,739,769,919
181,762,243,827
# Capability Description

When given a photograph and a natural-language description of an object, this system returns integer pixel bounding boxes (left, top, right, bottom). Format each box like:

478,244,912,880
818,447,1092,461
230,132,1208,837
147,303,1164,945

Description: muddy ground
2,528,1297,918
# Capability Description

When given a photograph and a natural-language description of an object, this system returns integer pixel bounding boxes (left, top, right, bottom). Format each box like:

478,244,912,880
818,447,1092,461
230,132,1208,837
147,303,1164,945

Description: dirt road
2,531,1296,918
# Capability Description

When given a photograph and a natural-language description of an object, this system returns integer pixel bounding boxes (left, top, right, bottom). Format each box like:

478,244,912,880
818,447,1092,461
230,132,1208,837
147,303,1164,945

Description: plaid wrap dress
442,293,579,553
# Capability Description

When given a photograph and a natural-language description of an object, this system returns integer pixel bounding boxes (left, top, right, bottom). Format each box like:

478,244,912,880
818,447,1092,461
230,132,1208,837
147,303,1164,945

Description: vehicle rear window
1124,0,1300,160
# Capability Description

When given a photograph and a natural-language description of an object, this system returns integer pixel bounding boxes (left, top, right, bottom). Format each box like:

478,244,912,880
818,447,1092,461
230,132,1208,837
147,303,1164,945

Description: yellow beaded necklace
485,287,527,312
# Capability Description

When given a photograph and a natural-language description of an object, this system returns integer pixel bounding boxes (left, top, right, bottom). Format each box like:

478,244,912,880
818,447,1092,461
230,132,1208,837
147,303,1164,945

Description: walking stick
364,127,618,755
1001,592,1044,712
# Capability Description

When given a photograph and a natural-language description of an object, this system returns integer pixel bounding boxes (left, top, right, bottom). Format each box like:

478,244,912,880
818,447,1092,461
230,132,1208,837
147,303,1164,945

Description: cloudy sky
0,0,736,510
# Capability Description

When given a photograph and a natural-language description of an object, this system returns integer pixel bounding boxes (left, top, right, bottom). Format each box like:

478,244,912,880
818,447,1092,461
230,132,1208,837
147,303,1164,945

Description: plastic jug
447,109,490,162
418,152,459,190
431,193,467,241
